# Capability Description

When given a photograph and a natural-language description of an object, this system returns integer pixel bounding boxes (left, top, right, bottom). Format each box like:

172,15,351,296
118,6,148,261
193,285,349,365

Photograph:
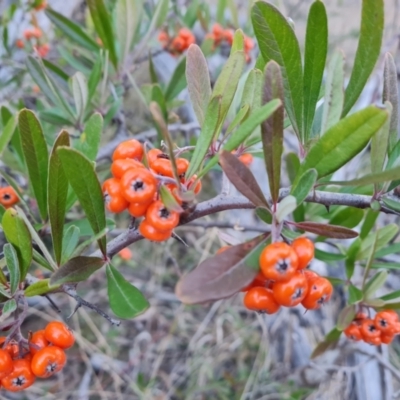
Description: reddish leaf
293,221,358,239
262,60,284,205
175,235,268,304
219,150,269,208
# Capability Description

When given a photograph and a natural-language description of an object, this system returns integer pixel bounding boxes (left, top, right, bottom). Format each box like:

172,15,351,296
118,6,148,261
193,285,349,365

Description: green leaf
311,328,341,359
296,106,388,182
24,279,52,297
321,50,344,134
240,69,263,111
315,248,346,263
290,169,317,208
198,99,281,178
383,53,399,153
45,9,99,51
159,185,183,213
88,53,103,102
165,57,187,101
57,147,107,256
76,113,103,161
346,239,361,279
3,299,17,316
33,249,53,271
219,150,269,208
42,59,70,82
255,207,272,224
225,105,249,135
0,115,16,158
176,235,267,304
18,109,49,220
382,196,400,213
380,290,400,302
342,0,384,116
186,44,211,127
303,0,328,140
329,207,364,229
276,196,297,223
71,228,107,258
116,0,143,66
186,96,221,179
3,244,20,295
2,208,32,280
252,1,303,139
87,0,118,69
360,209,379,239
336,304,357,330
293,221,358,239
61,225,80,264
48,131,70,266
106,263,150,319
71,72,88,123
262,61,284,205
348,285,363,305
374,243,400,259
364,270,387,299
50,256,104,286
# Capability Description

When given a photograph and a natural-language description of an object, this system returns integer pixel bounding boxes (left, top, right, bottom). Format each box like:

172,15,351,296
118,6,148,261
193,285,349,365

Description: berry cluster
158,28,196,55
0,186,19,209
206,24,254,63
16,27,49,57
238,238,333,313
102,139,201,242
0,321,74,392
344,310,400,345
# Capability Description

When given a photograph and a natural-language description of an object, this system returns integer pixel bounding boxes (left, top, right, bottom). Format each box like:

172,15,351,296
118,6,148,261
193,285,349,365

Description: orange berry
360,319,381,344
44,321,75,349
29,330,49,356
212,23,224,40
291,237,314,270
31,346,66,378
186,175,202,194
238,153,253,167
128,200,153,218
113,139,143,161
344,323,362,341
381,333,394,345
223,29,234,44
272,272,308,307
1,359,35,392
118,248,132,260
0,349,13,379
146,200,180,231
303,270,319,280
259,242,298,282
16,39,24,48
171,36,185,52
102,178,128,213
0,338,19,359
36,43,49,57
111,158,144,179
375,310,399,335
244,37,254,51
240,272,271,292
147,148,163,166
301,276,333,310
139,219,172,242
158,31,169,45
121,168,157,204
0,186,19,208
243,287,280,314
178,28,192,40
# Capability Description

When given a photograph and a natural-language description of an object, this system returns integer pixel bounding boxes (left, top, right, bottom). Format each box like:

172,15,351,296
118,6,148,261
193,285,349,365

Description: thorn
172,232,188,247
325,205,330,213
44,295,61,313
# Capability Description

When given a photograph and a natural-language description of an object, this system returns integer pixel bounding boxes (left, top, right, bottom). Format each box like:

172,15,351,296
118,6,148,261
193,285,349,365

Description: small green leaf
159,185,183,213
48,131,70,266
303,0,328,140
225,105,250,135
2,208,32,280
71,72,88,123
219,150,269,208
24,279,52,297
240,69,263,111
296,106,388,182
321,50,344,134
276,195,297,223
342,0,384,116
45,9,99,51
3,299,17,316
382,196,400,213
33,249,53,271
57,147,107,256
360,209,379,239
364,298,386,307
230,29,244,53
106,263,150,319
290,169,317,208
329,207,364,229
71,228,107,258
262,61,284,205
61,225,80,265
165,57,187,101
315,248,346,263
348,285,363,305
337,304,357,330
3,244,20,295
252,1,303,139
88,53,103,102
50,256,105,286
346,239,361,279
0,115,16,158
255,207,272,224
364,270,388,299
293,221,358,239
383,53,399,153
311,328,341,359
87,0,118,68
76,113,103,161
380,290,400,302
18,109,49,220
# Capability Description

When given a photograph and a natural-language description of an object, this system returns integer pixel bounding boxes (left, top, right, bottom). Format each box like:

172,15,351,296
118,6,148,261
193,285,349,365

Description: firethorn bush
1,0,400,396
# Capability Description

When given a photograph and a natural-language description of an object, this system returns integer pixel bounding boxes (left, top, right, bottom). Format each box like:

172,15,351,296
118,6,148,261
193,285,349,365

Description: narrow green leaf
88,53,103,102
303,0,328,140
364,270,387,299
276,195,297,223
76,113,103,161
360,209,379,239
262,61,284,204
165,57,187,101
380,290,400,302
342,0,384,116
3,244,20,295
240,69,263,111
50,256,104,286
255,207,272,224
2,208,32,280
383,53,399,153
24,279,52,297
106,263,150,318
219,150,269,208
18,109,49,220
33,249,53,271
0,115,16,157
382,196,400,213
310,328,341,359
42,59,70,82
230,29,244,53
337,304,357,329
346,239,361,279
48,131,70,266
45,9,99,51
71,72,88,123
225,105,249,135
315,248,346,263
159,185,183,213
87,0,118,68
3,299,17,316
61,225,80,264
348,285,363,305
321,50,344,134
374,243,400,259
297,106,388,182
329,207,364,229
252,1,303,139
290,169,317,208
57,147,107,256
71,228,107,258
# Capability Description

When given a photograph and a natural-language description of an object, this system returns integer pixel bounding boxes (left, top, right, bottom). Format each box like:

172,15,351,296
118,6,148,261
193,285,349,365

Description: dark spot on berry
13,376,25,387
133,181,144,191
277,259,289,272
160,207,170,219
293,288,303,299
